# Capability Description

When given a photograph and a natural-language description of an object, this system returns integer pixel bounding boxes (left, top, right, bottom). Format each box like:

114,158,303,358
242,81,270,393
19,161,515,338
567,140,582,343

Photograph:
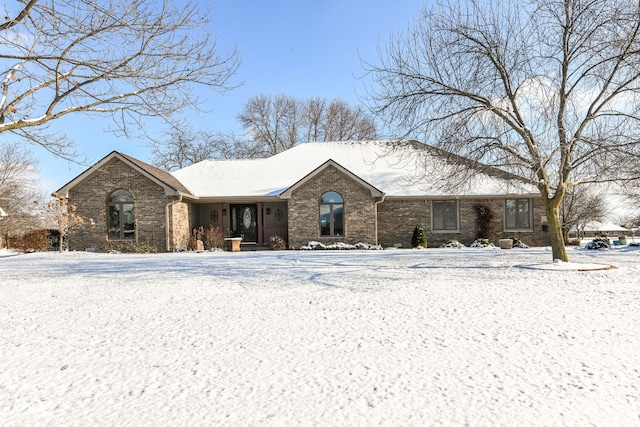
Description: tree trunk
59,232,64,252
546,200,568,262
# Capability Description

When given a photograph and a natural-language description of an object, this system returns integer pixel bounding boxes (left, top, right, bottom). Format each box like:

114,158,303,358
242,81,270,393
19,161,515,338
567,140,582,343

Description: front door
231,204,258,242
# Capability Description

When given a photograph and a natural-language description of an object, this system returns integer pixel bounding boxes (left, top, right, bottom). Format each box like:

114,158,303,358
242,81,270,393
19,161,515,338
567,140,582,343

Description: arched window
319,191,343,236
108,189,135,240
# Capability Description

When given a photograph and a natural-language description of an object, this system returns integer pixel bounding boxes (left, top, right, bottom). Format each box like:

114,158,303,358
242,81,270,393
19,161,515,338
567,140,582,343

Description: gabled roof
278,159,384,199
57,151,192,197
171,140,538,199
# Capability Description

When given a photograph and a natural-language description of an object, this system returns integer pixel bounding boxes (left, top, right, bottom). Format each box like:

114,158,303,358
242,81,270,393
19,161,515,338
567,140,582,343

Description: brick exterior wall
377,197,550,248
377,199,430,248
287,165,378,249
170,201,191,251
67,157,174,252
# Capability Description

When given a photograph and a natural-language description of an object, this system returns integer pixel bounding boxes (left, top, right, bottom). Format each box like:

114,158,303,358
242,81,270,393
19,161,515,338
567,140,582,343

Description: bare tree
327,100,377,141
0,142,43,247
302,97,328,143
150,124,223,172
151,126,252,171
151,126,202,172
46,192,94,251
151,94,379,168
0,0,240,159
302,97,377,142
619,211,640,234
620,173,640,211
0,142,34,189
238,94,300,157
365,0,640,261
560,186,609,242
239,94,378,157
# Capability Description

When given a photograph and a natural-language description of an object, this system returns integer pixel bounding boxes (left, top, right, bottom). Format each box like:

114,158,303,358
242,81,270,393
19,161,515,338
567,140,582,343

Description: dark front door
231,204,258,242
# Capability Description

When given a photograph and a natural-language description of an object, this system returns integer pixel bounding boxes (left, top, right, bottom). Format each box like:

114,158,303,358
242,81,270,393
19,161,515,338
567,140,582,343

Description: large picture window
108,189,135,240
320,192,343,236
432,200,458,231
505,198,531,230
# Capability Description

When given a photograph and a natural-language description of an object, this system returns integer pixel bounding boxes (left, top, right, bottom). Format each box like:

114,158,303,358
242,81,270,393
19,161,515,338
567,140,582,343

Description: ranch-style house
57,140,550,252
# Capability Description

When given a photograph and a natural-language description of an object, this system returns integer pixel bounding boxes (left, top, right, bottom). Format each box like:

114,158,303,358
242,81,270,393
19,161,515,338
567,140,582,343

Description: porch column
257,202,263,246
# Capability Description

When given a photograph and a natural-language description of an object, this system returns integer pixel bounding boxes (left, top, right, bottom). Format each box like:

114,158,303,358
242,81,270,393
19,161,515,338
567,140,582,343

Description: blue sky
34,0,425,191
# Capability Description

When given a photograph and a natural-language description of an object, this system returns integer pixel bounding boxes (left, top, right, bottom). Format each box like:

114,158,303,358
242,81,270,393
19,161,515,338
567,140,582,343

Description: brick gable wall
287,165,378,248
67,157,174,252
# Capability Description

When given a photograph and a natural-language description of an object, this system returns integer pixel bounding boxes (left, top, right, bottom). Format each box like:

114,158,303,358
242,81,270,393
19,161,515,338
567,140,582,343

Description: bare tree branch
238,94,377,157
0,142,44,246
0,0,241,158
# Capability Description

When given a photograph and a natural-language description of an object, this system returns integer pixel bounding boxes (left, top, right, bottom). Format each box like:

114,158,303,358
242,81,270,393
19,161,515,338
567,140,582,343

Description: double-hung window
505,198,531,230
432,200,458,231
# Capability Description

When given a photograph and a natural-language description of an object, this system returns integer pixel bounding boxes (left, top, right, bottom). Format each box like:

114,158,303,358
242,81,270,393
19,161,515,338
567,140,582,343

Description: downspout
374,194,386,245
165,194,183,252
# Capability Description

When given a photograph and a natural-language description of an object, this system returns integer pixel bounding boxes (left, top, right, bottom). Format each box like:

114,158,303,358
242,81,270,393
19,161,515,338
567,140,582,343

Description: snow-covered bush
510,236,529,248
585,237,610,250
354,242,382,250
470,238,495,248
300,241,382,250
439,239,465,248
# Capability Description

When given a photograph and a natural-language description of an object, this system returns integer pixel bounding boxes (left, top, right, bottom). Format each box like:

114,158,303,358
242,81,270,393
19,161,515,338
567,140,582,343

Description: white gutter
374,194,386,245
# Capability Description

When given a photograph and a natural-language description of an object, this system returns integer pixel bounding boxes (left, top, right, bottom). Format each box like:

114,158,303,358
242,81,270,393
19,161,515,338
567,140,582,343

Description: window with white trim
505,198,531,230
432,200,458,231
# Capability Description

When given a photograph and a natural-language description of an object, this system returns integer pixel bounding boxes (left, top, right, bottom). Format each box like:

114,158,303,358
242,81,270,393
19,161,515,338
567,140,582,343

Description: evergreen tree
412,224,427,248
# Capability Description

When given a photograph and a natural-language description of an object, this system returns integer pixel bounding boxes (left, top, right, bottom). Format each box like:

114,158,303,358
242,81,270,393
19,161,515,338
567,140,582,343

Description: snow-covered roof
572,221,629,232
172,140,538,199
58,151,192,197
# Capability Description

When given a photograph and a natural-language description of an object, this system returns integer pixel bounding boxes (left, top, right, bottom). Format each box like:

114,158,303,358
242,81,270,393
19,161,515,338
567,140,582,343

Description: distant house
57,140,550,252
569,221,630,239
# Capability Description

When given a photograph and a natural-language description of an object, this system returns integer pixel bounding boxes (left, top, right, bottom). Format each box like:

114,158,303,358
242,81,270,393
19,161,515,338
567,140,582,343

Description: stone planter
225,237,242,252
498,238,513,249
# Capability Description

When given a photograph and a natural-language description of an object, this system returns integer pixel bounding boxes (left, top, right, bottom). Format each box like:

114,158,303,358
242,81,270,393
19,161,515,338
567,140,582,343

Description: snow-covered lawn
1,246,639,426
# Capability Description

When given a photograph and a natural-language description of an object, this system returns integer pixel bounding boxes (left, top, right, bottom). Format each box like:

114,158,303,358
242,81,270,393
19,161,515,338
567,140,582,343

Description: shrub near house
412,225,427,248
